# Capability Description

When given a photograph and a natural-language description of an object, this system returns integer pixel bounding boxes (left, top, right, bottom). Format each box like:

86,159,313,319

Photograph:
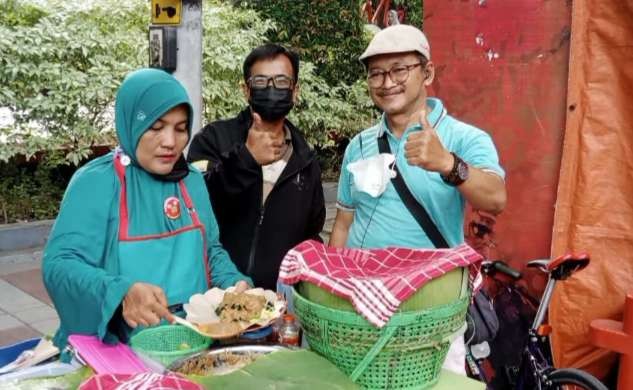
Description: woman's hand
233,280,251,293
122,282,174,328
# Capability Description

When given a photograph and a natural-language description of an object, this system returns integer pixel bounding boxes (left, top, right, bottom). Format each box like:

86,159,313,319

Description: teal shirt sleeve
42,159,132,349
456,124,505,179
336,137,357,211
188,171,252,289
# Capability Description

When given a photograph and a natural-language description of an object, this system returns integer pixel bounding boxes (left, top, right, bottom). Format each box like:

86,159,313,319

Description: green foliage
0,0,148,166
290,69,376,149
0,0,48,27
201,2,275,121
0,159,71,223
237,0,367,86
392,0,423,28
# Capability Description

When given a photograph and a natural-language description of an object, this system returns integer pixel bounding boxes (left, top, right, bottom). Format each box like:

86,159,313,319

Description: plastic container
0,361,81,384
130,325,212,367
278,314,300,346
68,335,148,375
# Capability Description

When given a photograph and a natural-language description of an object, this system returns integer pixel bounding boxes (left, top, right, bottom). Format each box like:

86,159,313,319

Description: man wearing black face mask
187,44,325,290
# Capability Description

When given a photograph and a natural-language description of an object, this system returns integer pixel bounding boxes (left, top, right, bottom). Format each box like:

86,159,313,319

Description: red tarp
424,0,571,296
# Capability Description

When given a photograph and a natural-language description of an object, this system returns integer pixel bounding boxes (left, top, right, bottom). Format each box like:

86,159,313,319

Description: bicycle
465,254,609,390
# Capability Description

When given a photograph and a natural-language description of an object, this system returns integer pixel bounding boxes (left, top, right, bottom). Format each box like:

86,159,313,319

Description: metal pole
531,277,556,330
173,0,203,138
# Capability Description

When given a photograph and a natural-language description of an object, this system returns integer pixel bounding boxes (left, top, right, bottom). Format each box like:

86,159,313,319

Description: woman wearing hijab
42,69,251,351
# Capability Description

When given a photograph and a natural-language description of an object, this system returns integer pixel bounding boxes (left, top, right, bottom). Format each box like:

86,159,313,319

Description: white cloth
346,153,396,198
442,336,467,375
262,154,289,184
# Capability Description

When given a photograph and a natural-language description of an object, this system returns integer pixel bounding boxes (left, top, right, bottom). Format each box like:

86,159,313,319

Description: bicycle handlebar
482,260,522,280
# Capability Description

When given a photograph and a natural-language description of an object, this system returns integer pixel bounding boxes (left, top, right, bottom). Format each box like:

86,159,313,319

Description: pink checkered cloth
278,240,483,327
79,372,203,390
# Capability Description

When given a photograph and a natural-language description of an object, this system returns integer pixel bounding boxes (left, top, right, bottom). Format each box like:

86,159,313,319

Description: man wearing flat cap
329,24,507,374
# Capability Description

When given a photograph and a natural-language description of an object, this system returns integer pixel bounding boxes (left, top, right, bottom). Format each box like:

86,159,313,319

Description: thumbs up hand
403,107,454,174
246,112,286,165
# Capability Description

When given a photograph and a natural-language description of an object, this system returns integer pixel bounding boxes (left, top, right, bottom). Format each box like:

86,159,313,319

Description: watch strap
441,152,467,186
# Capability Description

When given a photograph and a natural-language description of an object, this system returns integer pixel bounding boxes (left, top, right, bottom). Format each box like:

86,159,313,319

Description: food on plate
184,287,285,339
216,292,267,323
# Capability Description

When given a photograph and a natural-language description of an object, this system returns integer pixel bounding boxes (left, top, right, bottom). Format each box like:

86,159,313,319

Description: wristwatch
441,152,469,186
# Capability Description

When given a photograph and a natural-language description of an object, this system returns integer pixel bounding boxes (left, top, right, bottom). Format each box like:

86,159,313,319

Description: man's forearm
458,167,507,214
329,209,354,247
329,223,349,248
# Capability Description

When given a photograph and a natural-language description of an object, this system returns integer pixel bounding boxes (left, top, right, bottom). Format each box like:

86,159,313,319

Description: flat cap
359,24,430,63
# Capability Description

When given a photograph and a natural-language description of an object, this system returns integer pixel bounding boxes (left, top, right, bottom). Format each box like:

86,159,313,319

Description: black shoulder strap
377,135,450,248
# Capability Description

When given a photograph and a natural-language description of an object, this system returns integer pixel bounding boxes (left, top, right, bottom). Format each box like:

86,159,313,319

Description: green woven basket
130,324,212,367
293,283,469,390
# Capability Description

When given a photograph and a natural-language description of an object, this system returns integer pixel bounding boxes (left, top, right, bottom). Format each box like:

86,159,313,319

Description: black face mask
249,86,294,122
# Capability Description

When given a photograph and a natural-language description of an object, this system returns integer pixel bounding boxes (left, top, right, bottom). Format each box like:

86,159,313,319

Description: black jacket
187,108,325,290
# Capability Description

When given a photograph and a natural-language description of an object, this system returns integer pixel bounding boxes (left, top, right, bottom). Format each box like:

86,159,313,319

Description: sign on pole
151,0,182,25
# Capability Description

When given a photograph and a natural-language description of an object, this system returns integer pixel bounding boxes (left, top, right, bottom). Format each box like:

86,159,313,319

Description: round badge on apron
164,196,181,219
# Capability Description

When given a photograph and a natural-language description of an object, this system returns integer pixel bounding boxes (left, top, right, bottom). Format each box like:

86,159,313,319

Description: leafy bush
0,0,48,27
0,158,71,223
392,1,423,28
200,3,275,121
237,0,367,86
0,0,147,166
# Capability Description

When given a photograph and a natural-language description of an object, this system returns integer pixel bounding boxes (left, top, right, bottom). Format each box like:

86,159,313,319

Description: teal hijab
115,68,196,236
115,68,193,169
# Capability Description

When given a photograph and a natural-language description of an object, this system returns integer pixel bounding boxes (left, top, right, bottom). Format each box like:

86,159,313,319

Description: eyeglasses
367,62,424,88
247,75,295,90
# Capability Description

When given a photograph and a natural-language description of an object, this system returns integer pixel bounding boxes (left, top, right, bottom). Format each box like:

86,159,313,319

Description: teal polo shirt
337,97,505,249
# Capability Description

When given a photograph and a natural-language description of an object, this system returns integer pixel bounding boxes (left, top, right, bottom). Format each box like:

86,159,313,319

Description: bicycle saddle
527,253,590,280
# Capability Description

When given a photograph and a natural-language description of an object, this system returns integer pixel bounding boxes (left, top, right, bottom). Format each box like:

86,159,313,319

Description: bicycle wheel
547,368,609,390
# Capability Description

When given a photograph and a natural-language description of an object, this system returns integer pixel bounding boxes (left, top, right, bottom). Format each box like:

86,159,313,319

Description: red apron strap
178,181,201,225
113,153,129,240
179,180,211,288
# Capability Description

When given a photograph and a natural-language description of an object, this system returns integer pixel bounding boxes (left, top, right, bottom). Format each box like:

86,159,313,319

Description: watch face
457,161,469,181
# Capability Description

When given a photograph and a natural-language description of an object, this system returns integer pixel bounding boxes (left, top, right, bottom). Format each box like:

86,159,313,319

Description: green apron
114,152,209,322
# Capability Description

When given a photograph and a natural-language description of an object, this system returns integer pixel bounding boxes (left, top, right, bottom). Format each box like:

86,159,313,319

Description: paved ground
0,201,337,346
0,249,57,346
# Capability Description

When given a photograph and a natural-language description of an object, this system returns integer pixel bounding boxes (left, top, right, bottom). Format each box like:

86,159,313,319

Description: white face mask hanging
347,153,397,198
